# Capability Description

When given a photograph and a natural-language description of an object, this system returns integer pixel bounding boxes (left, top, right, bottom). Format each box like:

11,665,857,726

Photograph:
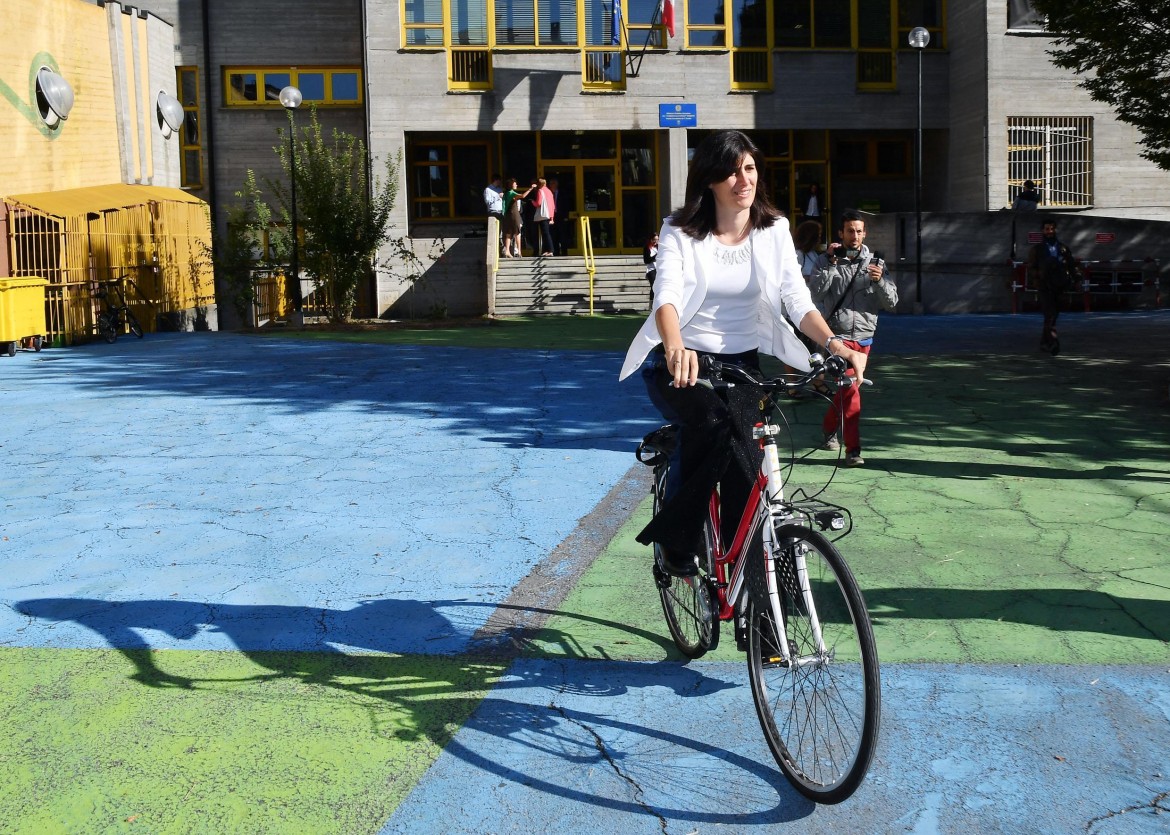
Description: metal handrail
579,215,596,315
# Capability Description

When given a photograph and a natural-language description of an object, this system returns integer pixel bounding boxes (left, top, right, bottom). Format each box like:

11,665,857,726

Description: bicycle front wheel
98,313,118,343
746,524,880,804
653,468,719,659
127,311,144,339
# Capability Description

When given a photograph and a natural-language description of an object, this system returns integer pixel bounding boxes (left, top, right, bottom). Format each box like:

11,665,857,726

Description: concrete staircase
490,254,652,316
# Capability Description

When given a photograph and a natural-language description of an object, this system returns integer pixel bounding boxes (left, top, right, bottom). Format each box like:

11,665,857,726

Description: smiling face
709,153,758,213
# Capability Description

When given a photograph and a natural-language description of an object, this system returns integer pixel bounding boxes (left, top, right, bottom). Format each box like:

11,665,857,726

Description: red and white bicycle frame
704,421,828,664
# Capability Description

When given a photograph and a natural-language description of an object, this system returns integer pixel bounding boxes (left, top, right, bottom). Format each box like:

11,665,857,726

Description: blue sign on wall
659,103,697,128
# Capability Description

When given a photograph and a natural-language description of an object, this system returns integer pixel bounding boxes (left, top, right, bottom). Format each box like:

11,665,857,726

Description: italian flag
662,0,675,37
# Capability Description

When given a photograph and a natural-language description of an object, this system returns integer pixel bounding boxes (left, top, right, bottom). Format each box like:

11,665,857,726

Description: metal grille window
1007,116,1094,208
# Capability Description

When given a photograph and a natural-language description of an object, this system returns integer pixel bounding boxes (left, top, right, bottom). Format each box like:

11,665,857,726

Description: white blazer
619,219,817,380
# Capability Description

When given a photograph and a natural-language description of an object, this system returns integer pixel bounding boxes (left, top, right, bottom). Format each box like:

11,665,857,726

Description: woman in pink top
532,178,557,256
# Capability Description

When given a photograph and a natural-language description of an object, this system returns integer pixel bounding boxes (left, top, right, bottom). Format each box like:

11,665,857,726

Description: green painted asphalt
1,648,504,833
3,313,1168,833
533,346,1170,665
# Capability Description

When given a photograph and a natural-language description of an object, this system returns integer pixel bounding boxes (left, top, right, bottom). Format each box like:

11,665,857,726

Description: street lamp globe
908,26,931,50
278,85,302,110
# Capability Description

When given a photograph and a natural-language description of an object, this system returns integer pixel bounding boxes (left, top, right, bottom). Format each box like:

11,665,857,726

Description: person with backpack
809,210,898,467
1026,217,1078,355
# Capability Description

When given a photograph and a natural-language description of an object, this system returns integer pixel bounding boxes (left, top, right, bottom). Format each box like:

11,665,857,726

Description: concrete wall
946,0,990,211
2,0,121,192
981,1,1170,219
364,5,953,316
867,211,1170,314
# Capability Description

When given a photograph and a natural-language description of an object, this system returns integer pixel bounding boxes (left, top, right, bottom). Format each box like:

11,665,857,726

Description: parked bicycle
95,278,144,343
636,352,880,804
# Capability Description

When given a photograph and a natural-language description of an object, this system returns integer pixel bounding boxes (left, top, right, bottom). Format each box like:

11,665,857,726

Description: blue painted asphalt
382,661,1170,834
4,314,1169,834
1,333,657,655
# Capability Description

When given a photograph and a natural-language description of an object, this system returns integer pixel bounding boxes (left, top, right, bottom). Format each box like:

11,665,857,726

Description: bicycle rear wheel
98,313,118,343
746,524,880,804
653,467,719,659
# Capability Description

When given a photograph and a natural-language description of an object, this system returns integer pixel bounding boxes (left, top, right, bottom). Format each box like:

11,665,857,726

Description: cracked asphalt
2,311,1168,834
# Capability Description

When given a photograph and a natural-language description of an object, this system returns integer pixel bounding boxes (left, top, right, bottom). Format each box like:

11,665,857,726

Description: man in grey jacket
809,210,899,466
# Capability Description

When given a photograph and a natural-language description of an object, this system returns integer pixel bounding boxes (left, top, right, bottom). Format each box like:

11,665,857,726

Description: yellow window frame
222,67,364,107
176,66,203,190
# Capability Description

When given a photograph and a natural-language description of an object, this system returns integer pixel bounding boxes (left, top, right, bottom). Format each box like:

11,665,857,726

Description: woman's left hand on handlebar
828,341,867,385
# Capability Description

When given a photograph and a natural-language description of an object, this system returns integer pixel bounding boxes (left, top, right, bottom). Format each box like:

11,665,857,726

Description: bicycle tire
98,314,118,343
746,524,880,804
653,465,719,659
127,311,144,339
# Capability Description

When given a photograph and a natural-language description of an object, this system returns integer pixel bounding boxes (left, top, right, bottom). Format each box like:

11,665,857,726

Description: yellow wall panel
0,0,124,194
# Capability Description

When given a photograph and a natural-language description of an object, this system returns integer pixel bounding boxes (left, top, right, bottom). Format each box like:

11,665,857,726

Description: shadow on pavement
20,336,651,454
14,594,814,825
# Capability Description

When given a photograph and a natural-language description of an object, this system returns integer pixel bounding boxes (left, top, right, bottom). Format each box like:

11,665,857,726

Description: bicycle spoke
747,525,880,804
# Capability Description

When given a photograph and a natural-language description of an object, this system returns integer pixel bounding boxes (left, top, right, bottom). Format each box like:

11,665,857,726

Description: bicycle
95,278,144,343
635,352,880,804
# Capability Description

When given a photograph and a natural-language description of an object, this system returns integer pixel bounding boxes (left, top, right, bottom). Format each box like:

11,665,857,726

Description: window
405,0,445,45
897,0,945,47
834,136,910,177
408,140,491,220
687,0,728,48
223,67,363,107
177,67,202,189
1007,0,1044,32
1007,116,1093,208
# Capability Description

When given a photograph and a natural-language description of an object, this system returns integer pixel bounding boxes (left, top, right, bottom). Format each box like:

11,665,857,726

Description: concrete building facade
65,0,1170,318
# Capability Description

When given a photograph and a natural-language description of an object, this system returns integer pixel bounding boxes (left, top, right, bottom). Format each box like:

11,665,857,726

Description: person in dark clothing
1026,218,1077,355
1013,180,1041,211
642,233,659,289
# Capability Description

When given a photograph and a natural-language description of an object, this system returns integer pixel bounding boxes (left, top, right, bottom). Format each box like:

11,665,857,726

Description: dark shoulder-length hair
669,130,781,240
793,220,822,254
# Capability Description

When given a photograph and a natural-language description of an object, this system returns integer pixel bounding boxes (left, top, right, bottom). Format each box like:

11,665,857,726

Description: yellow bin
0,277,49,356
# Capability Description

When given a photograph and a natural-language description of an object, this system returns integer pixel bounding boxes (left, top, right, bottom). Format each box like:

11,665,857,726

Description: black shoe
661,549,699,577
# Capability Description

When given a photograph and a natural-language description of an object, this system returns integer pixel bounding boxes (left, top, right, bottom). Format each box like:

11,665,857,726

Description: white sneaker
822,434,840,452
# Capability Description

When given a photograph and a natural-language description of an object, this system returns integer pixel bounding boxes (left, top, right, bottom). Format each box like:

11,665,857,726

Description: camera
827,243,860,261
870,250,885,271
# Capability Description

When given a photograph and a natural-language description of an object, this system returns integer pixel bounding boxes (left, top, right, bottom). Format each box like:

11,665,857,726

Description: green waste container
0,277,49,356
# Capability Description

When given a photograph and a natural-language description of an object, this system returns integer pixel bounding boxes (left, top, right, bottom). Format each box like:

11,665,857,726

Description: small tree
1032,0,1170,170
210,170,279,325
270,108,399,321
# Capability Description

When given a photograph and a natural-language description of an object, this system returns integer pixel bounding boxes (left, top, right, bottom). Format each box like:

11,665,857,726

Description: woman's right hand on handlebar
664,344,700,388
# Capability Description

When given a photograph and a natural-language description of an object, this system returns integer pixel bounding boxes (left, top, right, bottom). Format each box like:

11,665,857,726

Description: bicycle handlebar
693,352,868,393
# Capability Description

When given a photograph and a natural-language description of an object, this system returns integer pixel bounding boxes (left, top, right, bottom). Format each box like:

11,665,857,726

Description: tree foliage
1032,0,1170,170
271,107,399,321
211,170,279,324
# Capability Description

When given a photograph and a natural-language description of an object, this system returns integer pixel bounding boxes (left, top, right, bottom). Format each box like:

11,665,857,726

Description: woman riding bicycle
619,130,867,577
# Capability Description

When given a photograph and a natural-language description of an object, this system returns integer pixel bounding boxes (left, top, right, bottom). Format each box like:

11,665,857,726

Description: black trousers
637,349,764,557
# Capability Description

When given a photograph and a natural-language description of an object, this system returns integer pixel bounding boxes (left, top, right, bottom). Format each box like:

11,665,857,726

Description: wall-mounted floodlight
157,91,185,138
36,67,75,127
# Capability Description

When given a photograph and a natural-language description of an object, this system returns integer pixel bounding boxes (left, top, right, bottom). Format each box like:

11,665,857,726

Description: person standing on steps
484,174,505,253
809,210,898,468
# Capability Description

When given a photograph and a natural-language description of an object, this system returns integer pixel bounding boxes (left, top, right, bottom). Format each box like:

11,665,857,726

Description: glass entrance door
581,164,618,253
542,162,620,255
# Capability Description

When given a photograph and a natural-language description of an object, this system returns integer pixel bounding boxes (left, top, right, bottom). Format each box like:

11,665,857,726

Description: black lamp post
278,85,303,313
909,26,930,312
